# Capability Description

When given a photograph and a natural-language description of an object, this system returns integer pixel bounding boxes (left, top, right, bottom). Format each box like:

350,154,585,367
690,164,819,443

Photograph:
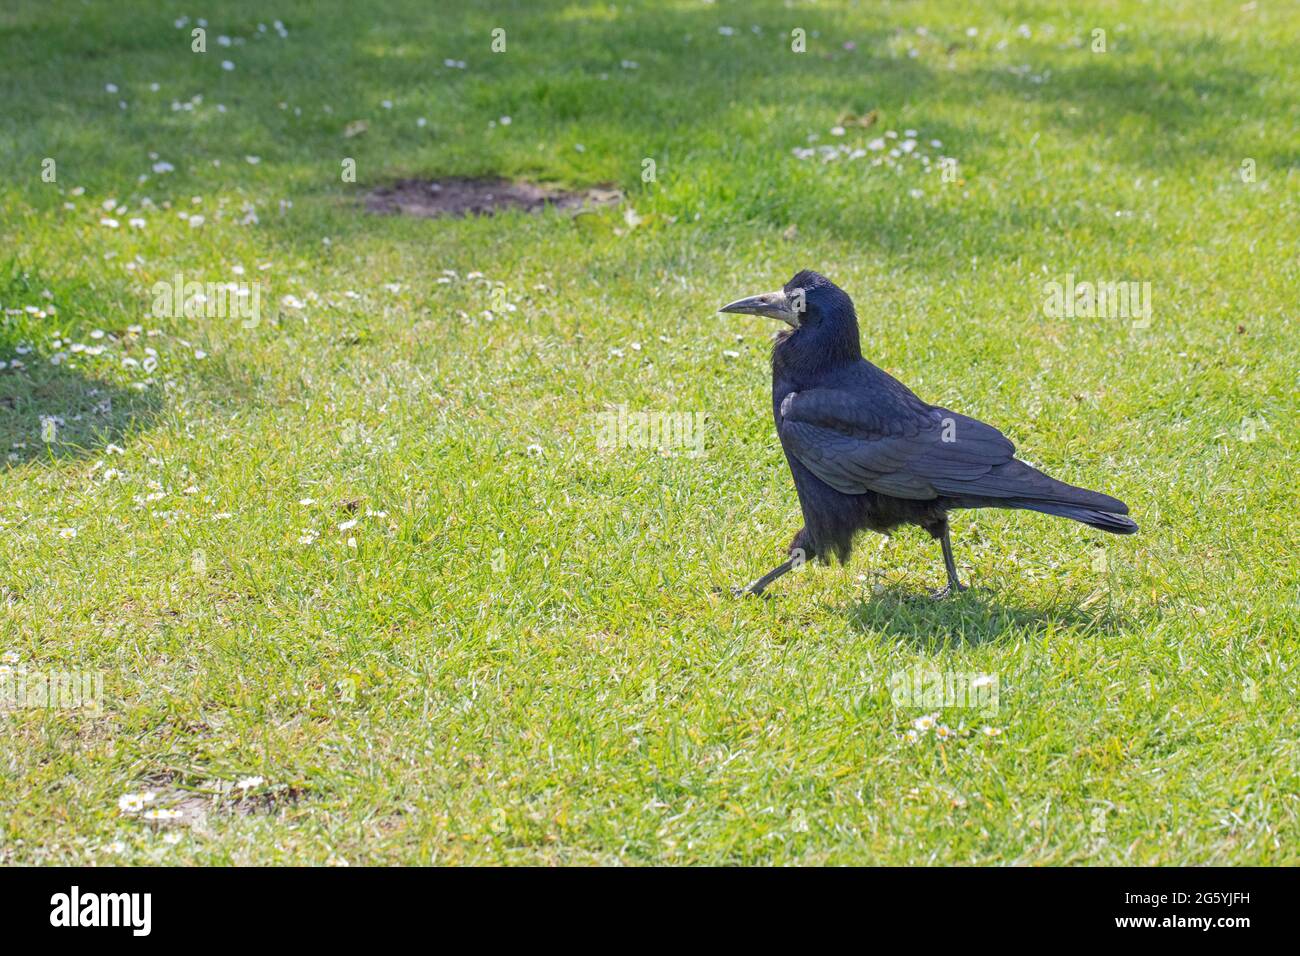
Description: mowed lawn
1,0,1297,865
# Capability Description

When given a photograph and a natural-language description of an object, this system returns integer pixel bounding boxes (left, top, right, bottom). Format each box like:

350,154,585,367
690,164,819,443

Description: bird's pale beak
719,289,797,326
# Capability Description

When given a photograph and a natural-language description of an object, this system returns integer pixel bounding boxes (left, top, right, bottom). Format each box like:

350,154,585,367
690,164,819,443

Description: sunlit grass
0,0,1296,864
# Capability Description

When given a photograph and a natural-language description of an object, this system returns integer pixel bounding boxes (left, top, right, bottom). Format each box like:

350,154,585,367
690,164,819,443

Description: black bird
720,270,1137,597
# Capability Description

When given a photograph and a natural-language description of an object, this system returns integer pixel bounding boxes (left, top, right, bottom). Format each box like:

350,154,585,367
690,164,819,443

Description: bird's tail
1006,500,1139,534
944,459,1138,534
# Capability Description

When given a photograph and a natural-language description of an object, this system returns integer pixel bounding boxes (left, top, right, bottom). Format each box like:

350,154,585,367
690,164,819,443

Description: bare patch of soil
365,177,622,219
132,771,307,830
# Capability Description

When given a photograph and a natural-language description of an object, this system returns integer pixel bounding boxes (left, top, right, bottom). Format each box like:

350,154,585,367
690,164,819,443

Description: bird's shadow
840,582,1133,650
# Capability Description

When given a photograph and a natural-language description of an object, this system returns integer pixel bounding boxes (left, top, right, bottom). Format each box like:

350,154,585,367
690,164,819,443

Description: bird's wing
778,388,1016,499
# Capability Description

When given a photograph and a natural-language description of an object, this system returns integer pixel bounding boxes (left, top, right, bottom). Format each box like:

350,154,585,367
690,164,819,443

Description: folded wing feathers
781,391,1125,512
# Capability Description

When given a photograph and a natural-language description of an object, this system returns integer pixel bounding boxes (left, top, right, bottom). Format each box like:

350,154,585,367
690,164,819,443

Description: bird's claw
731,583,762,598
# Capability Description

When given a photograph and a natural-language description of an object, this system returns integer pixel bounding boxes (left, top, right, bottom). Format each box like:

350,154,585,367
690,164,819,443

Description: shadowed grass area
0,0,1296,864
0,263,163,464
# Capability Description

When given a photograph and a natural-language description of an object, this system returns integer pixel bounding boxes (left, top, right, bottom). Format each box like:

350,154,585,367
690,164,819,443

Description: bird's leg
737,557,796,597
734,529,812,597
936,525,967,597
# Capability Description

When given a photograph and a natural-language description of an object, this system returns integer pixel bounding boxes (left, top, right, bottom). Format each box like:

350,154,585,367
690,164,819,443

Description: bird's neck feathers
771,308,864,382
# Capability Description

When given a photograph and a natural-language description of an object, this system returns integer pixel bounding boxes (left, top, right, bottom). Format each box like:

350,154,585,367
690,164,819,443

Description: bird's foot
730,582,764,598
929,582,968,600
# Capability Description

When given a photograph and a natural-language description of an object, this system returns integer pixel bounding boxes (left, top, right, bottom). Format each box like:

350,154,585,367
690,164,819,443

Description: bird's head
719,270,855,329
720,271,860,355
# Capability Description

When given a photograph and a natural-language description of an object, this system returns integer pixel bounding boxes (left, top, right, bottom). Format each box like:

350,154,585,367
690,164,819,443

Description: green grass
1,0,1297,865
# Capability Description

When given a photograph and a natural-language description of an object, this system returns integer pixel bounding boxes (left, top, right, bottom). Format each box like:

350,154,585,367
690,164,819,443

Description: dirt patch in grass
131,771,307,830
365,177,621,219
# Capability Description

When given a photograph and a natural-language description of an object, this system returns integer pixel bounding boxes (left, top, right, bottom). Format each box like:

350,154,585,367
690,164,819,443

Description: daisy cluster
1,291,186,388
792,124,950,175
905,711,1004,744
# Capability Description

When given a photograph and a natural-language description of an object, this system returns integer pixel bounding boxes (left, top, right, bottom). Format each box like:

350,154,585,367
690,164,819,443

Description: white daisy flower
118,792,156,814
142,808,183,822
912,713,939,732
